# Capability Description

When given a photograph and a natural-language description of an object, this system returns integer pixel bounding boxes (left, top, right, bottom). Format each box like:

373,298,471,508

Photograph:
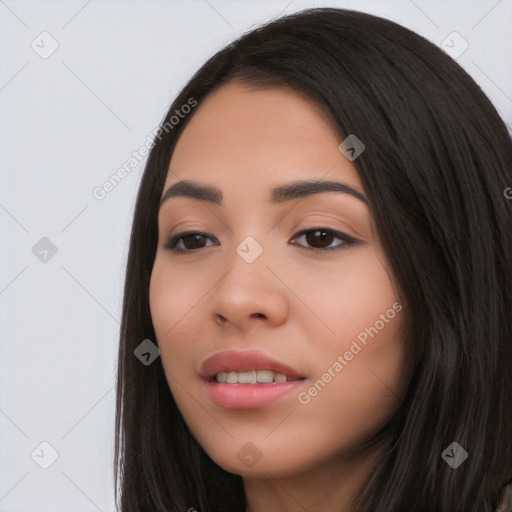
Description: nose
210,241,290,330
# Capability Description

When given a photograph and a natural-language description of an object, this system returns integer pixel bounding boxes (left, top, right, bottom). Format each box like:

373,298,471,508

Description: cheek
295,248,405,428
149,260,207,412
293,311,405,460
148,259,204,372
291,247,400,348
308,316,405,410
149,258,201,338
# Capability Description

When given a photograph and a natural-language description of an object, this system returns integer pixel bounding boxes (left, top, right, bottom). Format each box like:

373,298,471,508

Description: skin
149,81,407,512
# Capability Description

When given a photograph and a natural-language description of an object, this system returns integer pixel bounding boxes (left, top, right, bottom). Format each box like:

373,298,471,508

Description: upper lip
200,349,306,380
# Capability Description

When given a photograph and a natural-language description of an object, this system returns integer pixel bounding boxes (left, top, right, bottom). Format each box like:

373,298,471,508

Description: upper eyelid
160,209,367,240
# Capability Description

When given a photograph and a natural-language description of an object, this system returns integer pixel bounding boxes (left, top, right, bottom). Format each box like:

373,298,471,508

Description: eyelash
164,228,359,254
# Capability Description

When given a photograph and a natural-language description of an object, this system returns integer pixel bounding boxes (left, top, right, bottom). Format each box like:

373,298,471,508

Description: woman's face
149,81,406,479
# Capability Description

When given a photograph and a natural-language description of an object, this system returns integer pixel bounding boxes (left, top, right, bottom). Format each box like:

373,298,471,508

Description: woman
114,7,512,511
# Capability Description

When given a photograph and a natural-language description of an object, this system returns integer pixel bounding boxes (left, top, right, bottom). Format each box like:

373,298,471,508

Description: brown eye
164,232,218,252
291,228,358,253
305,229,334,249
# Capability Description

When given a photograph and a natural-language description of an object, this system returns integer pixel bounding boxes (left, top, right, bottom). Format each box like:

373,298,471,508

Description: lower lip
205,379,305,409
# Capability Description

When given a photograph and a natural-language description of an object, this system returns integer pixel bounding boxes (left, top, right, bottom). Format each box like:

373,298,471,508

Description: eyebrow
159,179,368,209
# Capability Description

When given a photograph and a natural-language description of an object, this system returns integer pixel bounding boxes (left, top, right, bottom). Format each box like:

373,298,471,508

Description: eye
164,231,218,252
164,228,359,254
290,228,358,253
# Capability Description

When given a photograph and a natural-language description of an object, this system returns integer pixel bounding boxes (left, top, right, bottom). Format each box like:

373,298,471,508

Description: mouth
211,369,302,384
200,350,307,409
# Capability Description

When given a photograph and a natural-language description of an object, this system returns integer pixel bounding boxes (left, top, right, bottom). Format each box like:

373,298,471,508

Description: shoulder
497,482,512,512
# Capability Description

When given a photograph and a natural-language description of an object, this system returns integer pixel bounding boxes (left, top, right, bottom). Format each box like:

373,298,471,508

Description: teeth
226,371,238,384
238,370,256,384
256,370,273,383
215,370,294,384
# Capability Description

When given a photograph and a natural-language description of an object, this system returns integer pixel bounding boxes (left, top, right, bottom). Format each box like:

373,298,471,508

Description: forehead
173,81,340,151
165,81,362,197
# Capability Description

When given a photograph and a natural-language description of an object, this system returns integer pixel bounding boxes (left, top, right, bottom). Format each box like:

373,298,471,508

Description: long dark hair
114,7,512,511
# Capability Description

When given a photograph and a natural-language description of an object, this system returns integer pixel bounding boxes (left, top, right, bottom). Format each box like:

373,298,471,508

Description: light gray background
1,0,511,510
